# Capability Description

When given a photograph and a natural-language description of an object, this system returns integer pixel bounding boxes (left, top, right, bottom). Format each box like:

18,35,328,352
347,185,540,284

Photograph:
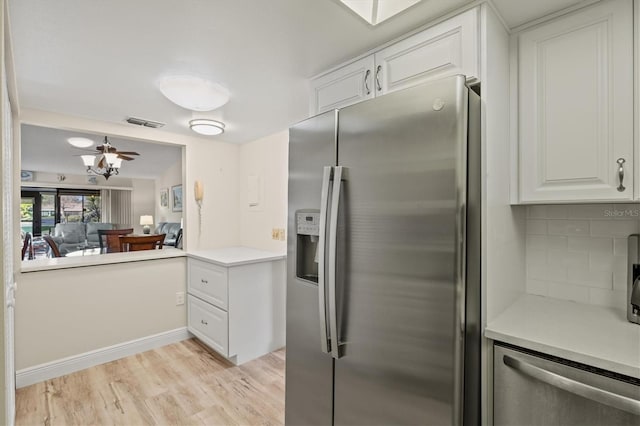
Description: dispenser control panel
296,212,319,236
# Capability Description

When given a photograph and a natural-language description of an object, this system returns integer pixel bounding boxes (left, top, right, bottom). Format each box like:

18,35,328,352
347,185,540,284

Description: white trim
21,181,133,191
16,327,191,388
509,0,601,34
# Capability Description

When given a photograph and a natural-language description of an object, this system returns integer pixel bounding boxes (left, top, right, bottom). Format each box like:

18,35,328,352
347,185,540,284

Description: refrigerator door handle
318,166,333,353
328,165,345,359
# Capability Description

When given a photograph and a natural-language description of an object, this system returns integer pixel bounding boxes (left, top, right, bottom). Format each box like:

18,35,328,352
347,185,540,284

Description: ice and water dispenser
296,211,320,283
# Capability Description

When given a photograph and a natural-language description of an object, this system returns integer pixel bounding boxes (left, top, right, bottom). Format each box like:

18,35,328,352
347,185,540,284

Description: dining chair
119,234,166,252
21,232,34,260
98,228,134,253
42,235,63,258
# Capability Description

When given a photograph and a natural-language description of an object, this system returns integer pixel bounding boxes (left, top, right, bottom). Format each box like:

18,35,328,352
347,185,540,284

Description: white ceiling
9,0,588,144
21,125,182,180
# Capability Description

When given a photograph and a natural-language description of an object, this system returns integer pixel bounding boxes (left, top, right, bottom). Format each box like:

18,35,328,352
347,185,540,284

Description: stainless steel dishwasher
494,344,640,426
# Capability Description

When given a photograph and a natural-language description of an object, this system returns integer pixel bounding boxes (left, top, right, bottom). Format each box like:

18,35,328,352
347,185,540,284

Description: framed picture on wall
171,185,183,212
160,188,169,207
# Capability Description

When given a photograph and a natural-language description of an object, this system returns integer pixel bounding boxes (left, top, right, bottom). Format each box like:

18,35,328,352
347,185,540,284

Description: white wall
184,137,240,251
15,257,187,369
238,130,288,252
524,204,634,308
482,6,527,325
155,159,182,225
131,178,156,234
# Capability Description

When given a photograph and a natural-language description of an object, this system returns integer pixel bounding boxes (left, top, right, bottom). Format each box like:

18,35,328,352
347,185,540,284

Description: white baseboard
16,327,191,388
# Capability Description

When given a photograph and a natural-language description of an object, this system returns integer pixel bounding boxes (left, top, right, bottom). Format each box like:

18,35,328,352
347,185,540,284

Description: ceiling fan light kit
189,119,225,136
79,136,139,180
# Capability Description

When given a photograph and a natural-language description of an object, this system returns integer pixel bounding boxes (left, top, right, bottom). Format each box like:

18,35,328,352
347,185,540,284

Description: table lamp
140,215,154,234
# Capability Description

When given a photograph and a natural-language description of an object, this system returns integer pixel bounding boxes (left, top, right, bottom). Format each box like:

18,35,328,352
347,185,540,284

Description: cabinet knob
617,158,626,192
201,319,208,326
375,65,382,91
201,278,208,284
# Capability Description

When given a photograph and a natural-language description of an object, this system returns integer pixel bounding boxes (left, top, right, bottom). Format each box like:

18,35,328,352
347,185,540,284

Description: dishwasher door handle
504,354,640,416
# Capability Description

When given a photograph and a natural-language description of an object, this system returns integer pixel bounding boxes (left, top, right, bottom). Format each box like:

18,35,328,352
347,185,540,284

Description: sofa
51,222,114,255
154,222,182,246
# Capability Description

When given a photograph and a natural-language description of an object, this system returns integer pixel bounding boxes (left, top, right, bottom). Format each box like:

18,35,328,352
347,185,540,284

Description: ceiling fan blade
118,155,135,161
115,151,139,155
96,145,105,151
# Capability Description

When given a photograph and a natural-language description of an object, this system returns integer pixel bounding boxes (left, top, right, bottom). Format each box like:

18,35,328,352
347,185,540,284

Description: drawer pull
201,279,208,284
201,319,208,326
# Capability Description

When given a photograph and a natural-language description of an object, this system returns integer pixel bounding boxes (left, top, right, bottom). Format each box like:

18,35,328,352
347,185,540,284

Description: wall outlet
272,228,279,240
175,291,185,306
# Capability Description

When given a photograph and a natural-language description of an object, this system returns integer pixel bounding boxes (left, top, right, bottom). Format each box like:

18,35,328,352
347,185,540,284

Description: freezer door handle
328,166,345,359
503,354,640,415
318,166,333,354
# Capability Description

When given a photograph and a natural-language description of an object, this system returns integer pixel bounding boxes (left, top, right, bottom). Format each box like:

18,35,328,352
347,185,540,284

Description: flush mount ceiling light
189,119,225,136
67,137,94,148
158,75,230,111
339,0,422,25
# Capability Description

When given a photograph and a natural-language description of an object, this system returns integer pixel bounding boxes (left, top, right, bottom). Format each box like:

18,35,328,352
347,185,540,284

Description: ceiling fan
79,136,140,179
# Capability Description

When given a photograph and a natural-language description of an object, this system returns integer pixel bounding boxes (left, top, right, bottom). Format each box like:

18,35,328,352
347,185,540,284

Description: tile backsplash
525,204,637,309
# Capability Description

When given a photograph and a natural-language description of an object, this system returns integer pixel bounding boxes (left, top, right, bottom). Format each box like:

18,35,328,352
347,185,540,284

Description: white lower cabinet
188,294,228,357
186,249,286,365
515,0,634,203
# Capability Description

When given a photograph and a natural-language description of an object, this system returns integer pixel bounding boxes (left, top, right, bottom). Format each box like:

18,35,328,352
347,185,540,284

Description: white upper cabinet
516,0,633,203
309,8,479,116
309,56,375,115
374,8,478,95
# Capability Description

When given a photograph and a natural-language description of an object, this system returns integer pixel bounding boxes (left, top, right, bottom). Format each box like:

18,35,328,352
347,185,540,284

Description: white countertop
21,247,186,273
188,246,286,267
486,294,640,379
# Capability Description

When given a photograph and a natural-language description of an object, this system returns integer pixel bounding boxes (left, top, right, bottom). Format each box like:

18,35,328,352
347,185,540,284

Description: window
20,190,56,236
58,190,101,223
20,189,101,236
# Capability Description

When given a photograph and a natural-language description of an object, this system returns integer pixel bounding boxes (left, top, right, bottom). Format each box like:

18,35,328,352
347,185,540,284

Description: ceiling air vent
125,116,165,128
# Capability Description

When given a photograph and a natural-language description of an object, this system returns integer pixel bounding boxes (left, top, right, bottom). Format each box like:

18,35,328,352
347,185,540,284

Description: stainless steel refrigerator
285,75,481,426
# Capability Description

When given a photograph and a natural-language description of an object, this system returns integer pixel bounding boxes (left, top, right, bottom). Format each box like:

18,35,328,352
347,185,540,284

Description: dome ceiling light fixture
189,119,225,136
158,75,230,111
67,137,95,148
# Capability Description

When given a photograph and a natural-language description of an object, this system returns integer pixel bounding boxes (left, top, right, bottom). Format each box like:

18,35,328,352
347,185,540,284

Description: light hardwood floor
16,339,285,425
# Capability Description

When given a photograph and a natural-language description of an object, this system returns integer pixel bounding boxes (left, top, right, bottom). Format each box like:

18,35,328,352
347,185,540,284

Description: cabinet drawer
188,259,228,310
188,295,228,357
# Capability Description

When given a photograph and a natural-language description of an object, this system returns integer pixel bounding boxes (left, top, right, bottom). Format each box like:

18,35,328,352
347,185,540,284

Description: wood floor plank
16,339,286,426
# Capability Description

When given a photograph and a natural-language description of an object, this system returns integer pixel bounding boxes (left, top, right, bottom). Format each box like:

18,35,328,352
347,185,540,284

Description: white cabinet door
374,7,478,95
309,56,375,115
518,0,633,202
